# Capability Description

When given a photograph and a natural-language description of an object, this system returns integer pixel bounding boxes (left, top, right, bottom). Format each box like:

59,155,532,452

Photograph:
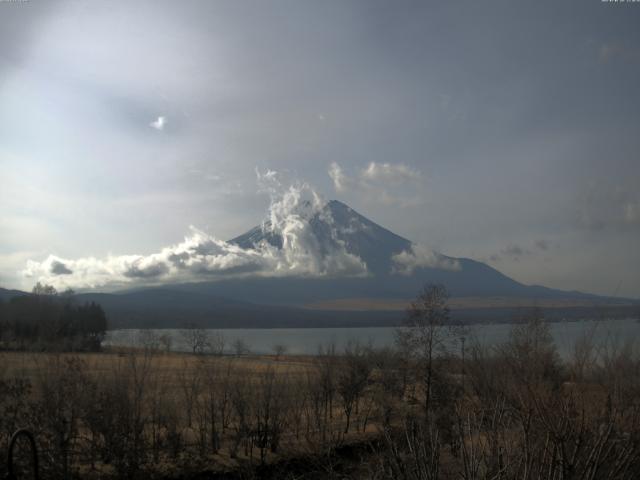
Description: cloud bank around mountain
22,172,368,290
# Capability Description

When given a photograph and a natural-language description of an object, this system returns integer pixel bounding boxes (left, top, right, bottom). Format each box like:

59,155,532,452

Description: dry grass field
302,295,633,311
3,313,640,479
0,347,387,479
1,349,315,380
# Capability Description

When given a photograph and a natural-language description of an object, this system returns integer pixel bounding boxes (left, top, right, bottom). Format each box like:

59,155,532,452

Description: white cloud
328,161,425,207
328,162,348,193
391,243,460,275
362,162,420,183
150,115,166,130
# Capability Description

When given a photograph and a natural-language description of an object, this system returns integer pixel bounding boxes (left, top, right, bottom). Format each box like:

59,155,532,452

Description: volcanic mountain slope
231,200,412,275
173,199,607,306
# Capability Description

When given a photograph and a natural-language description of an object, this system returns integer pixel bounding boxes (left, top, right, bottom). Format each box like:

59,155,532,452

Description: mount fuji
212,199,604,304
9,200,634,328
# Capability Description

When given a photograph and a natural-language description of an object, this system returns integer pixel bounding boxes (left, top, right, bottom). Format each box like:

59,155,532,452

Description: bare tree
369,347,405,429
178,358,202,428
502,307,561,387
89,352,153,479
195,357,235,454
337,341,371,433
33,355,89,479
180,323,211,354
136,330,161,352
396,284,454,416
158,332,173,353
229,373,251,458
232,338,250,356
315,342,337,443
32,282,58,296
272,343,287,360
252,367,288,463
210,331,226,355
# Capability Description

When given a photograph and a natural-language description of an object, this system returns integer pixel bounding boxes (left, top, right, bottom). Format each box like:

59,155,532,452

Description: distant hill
1,286,636,329
0,287,29,302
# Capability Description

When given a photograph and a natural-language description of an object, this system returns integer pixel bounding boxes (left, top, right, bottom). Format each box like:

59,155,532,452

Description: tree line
0,283,107,351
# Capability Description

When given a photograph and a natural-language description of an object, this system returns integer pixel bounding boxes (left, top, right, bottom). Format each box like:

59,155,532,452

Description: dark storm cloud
50,260,72,275
168,252,190,269
123,260,170,279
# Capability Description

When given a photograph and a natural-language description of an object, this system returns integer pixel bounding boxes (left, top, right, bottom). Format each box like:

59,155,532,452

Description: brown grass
302,295,633,311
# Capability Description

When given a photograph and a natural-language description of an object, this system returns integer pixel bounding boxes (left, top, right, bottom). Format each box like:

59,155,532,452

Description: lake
104,317,640,359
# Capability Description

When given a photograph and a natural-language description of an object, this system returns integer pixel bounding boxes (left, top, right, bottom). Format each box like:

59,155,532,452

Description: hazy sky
1,0,639,297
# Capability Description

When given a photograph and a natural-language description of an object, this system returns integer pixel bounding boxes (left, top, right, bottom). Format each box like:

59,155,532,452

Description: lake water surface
105,318,640,358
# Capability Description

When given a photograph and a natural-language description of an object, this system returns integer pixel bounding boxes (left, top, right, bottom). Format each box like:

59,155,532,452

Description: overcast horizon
1,1,639,298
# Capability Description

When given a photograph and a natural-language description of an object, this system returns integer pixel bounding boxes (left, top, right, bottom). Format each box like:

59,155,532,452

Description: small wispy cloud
328,161,425,207
328,162,348,193
577,185,640,231
391,243,460,275
487,239,551,263
150,115,166,131
362,162,420,183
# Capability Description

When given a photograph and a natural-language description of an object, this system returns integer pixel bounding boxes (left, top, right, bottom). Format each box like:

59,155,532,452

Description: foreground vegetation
1,285,640,479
